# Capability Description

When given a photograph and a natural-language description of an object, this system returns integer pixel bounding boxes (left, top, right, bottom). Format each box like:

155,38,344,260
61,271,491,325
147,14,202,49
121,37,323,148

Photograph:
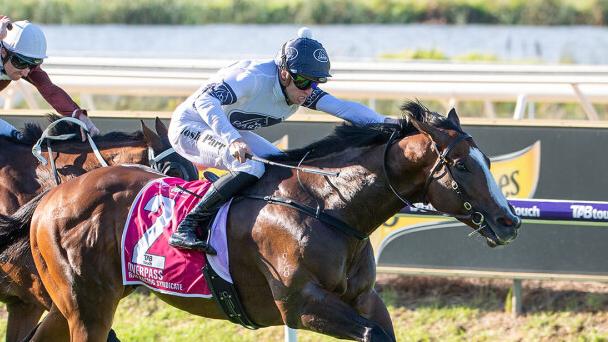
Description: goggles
7,50,42,70
290,72,319,90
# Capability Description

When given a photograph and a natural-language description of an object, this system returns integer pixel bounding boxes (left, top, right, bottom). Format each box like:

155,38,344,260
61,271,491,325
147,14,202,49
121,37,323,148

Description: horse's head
393,103,521,247
141,118,199,181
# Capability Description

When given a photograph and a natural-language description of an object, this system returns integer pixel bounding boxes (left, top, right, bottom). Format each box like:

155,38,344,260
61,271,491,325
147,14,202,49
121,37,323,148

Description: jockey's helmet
2,21,47,62
276,27,331,83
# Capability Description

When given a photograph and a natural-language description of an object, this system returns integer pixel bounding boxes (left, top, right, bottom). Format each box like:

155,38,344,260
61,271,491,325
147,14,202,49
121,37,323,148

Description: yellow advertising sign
490,140,541,199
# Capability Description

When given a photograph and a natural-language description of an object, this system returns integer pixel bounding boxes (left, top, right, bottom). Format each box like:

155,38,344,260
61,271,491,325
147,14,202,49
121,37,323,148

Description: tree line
4,0,608,26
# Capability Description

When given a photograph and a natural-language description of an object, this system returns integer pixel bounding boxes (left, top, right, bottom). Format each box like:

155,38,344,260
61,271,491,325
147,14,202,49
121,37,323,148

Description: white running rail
5,57,608,120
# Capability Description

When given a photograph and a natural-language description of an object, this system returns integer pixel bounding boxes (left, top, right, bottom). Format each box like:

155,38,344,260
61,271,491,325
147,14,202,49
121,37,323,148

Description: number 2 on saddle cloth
121,175,263,329
121,177,217,297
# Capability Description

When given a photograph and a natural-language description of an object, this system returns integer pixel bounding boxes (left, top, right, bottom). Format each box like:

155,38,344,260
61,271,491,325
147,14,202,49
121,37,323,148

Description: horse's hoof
107,328,121,342
364,325,394,342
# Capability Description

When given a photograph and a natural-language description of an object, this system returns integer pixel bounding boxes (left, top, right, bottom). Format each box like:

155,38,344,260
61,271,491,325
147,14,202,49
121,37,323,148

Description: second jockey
0,17,99,141
168,27,396,253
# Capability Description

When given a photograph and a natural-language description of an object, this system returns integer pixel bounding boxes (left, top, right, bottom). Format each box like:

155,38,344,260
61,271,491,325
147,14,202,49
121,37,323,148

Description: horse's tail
0,190,49,253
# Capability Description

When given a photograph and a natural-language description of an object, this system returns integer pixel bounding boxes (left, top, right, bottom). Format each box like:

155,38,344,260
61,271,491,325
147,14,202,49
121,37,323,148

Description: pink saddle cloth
121,177,221,298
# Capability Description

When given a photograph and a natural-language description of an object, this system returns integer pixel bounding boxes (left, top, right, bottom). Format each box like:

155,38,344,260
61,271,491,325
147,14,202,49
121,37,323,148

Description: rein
243,154,364,241
32,117,108,185
382,130,486,228
245,153,339,177
32,117,181,185
243,126,486,241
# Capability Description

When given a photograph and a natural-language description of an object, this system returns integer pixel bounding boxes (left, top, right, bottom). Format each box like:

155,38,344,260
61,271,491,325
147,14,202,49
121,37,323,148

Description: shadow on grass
375,275,608,315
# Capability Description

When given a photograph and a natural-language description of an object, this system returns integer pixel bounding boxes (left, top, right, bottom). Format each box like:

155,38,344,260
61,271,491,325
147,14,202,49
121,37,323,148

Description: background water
41,24,608,64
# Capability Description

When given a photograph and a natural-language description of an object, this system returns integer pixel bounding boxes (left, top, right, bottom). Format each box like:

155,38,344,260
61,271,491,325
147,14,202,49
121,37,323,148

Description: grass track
2,276,608,341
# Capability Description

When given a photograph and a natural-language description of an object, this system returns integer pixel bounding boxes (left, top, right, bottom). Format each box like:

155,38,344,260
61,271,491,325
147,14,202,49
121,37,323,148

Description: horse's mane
19,114,144,146
269,100,462,163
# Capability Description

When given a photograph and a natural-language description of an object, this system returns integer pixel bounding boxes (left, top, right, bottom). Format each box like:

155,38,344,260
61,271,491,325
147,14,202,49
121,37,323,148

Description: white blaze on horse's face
469,147,510,210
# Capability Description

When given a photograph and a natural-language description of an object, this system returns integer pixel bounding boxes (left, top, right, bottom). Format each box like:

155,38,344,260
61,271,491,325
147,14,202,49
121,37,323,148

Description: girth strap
242,195,368,241
202,263,262,330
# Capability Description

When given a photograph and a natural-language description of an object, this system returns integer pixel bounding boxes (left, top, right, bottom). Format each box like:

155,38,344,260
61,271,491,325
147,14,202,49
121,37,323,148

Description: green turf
2,277,608,341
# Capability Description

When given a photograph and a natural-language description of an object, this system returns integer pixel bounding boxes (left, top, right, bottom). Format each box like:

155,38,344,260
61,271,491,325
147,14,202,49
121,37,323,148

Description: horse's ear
155,117,169,138
447,108,461,128
409,116,444,143
141,120,162,151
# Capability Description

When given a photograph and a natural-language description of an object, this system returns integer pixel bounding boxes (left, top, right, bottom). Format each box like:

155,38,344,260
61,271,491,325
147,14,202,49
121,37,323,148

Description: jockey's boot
169,171,258,254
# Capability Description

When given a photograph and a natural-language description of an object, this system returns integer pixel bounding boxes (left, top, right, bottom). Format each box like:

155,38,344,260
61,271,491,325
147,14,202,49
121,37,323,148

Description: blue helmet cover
282,37,331,82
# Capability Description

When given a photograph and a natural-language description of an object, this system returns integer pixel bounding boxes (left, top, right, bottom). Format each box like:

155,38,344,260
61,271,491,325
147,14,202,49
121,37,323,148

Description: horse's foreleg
355,289,395,341
295,282,395,342
5,301,45,342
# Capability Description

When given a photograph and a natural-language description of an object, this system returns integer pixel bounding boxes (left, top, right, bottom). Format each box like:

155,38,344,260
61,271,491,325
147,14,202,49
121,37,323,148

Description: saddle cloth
121,177,233,298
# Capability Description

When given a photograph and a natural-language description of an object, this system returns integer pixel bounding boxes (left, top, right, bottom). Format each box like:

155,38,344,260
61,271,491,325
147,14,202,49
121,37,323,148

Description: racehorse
0,117,198,342
22,102,520,341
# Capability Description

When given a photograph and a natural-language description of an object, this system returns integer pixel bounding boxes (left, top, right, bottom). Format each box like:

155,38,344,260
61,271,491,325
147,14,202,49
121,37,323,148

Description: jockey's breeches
168,117,280,178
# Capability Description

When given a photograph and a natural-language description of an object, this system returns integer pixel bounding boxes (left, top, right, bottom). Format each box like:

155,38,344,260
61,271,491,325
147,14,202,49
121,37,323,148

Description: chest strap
242,195,368,241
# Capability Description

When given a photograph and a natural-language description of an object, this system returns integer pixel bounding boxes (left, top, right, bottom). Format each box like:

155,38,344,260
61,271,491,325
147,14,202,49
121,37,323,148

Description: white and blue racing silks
173,59,387,145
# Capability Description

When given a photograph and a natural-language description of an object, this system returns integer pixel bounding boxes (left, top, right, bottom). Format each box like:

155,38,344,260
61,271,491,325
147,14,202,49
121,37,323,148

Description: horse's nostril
498,216,514,227
498,217,509,226
497,215,522,229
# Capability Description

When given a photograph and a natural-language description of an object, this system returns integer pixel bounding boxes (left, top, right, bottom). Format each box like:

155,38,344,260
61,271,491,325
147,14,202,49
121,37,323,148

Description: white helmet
3,20,47,59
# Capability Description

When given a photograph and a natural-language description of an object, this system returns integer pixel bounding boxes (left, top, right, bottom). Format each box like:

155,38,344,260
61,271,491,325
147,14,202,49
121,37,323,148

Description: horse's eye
455,161,468,172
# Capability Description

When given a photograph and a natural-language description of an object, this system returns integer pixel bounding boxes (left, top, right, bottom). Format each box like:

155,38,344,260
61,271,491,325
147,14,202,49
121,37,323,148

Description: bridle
382,129,486,230
148,146,199,181
148,146,176,173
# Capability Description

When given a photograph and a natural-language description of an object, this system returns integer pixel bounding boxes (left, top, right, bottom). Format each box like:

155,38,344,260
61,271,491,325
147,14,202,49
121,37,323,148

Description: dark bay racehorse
21,102,519,341
0,117,198,342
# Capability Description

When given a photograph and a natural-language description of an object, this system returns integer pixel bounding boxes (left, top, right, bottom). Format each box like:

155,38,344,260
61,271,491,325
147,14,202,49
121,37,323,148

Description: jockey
168,27,396,253
0,17,99,141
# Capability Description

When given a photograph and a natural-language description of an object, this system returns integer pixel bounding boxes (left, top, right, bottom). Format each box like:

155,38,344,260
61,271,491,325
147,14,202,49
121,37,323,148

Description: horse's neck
35,141,149,190
97,142,149,166
51,140,149,167
268,145,414,237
